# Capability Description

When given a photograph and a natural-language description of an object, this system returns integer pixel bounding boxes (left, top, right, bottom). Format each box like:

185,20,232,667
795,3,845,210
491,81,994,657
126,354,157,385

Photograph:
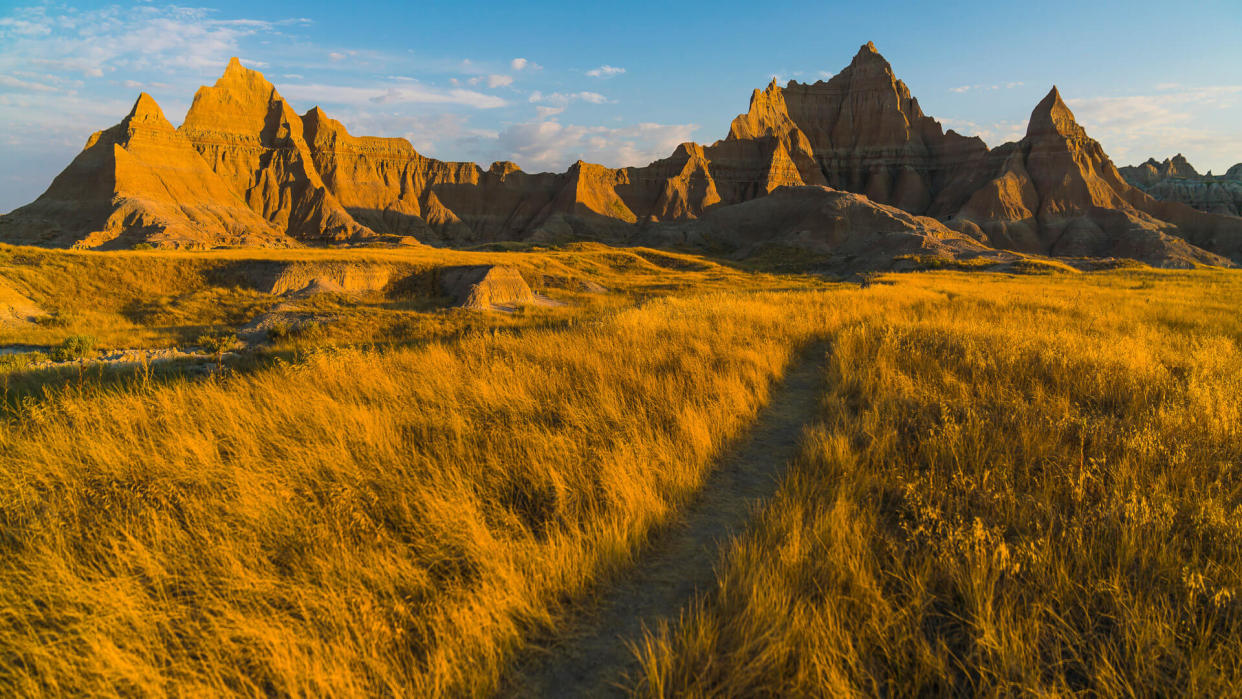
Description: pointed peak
215,56,272,89
128,92,164,118
303,105,329,121
851,41,886,64
123,92,169,127
1027,85,1082,139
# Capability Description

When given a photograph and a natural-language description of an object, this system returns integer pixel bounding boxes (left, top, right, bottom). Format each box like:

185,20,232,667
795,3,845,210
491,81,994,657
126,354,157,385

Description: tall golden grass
633,270,1242,697
0,273,925,695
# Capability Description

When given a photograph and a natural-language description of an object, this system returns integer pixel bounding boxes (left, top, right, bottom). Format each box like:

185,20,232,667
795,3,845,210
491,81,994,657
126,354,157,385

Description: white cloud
278,82,507,109
510,57,527,71
940,118,1028,146
586,64,625,78
1066,85,1242,169
0,14,50,37
0,73,56,92
530,90,610,107
467,74,514,88
485,120,698,171
0,4,309,79
328,52,346,61
950,81,1025,94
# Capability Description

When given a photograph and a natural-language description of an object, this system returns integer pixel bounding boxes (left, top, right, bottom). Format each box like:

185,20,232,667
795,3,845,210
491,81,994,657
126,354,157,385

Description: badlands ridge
2,43,1241,270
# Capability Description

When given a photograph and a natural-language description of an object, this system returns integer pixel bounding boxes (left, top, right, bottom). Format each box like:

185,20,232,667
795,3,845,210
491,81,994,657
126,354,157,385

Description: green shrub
196,331,239,356
51,335,96,362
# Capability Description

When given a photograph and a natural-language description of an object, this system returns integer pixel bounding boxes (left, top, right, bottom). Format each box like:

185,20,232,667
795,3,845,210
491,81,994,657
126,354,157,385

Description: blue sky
2,0,1240,213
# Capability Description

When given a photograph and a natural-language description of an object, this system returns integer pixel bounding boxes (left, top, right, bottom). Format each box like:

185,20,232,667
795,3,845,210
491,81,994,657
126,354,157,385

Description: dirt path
502,342,829,697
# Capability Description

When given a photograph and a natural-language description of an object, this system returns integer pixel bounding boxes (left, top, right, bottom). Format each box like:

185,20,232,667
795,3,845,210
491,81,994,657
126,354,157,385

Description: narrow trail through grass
502,342,830,697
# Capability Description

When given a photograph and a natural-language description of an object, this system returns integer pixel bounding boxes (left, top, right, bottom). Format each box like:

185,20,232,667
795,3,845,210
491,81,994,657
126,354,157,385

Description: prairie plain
1,243,1240,696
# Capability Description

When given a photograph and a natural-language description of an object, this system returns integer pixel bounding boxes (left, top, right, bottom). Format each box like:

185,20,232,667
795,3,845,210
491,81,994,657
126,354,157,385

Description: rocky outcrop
0,93,288,249
744,43,991,216
946,88,1238,267
1120,156,1242,216
640,185,1016,273
3,48,1240,269
178,58,375,243
439,265,534,309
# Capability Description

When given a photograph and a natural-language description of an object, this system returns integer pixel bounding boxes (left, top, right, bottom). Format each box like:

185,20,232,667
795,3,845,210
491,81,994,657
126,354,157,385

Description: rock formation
440,265,535,309
178,58,375,243
643,185,1014,273
0,93,289,249
946,88,1238,266
1120,156,1242,216
3,46,1240,269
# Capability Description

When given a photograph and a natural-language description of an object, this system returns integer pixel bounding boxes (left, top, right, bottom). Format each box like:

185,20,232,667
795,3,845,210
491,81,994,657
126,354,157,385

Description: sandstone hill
2,44,1240,269
1121,156,1242,217
0,93,291,249
945,89,1236,266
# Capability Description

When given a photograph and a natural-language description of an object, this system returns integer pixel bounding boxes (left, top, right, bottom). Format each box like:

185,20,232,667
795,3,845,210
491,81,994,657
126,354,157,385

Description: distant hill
1120,155,1242,217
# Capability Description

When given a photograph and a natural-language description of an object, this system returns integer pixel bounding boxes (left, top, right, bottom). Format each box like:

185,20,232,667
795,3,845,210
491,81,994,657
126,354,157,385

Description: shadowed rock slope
3,45,1239,268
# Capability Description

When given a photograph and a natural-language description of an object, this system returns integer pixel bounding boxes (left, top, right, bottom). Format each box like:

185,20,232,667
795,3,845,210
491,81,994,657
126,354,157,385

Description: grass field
633,271,1242,697
1,243,1240,696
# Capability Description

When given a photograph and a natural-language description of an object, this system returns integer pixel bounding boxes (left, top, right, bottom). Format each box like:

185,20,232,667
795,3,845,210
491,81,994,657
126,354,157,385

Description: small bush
132,243,156,251
196,331,239,355
267,319,323,342
51,335,96,362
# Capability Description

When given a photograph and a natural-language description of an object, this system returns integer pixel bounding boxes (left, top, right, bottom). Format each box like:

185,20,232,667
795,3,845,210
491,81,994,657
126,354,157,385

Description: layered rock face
3,46,1240,268
178,58,374,243
0,93,289,249
739,43,991,216
1120,156,1242,216
947,88,1238,266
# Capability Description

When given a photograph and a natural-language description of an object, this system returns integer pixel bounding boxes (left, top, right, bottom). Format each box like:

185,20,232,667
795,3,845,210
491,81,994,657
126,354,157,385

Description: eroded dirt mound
645,185,1018,273
239,262,393,296
439,265,535,310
